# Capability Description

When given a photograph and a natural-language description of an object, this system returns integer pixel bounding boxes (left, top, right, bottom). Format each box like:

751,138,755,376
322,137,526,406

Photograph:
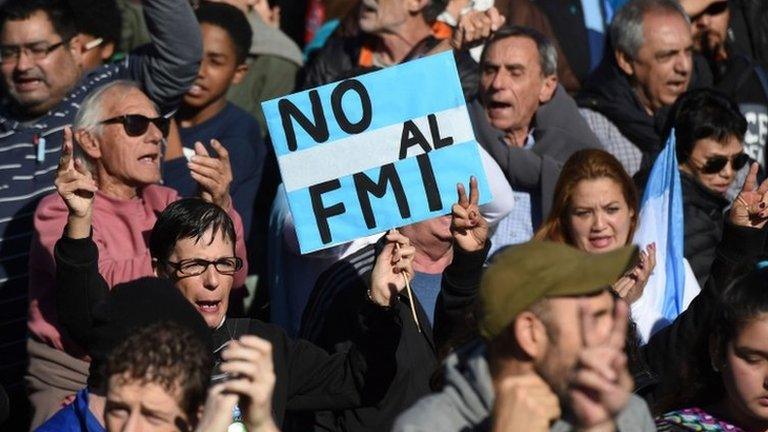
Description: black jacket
302,32,480,101
54,235,400,427
296,241,490,432
577,52,712,171
680,171,729,287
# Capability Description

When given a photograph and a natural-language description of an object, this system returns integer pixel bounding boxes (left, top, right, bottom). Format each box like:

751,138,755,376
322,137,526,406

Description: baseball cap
479,241,637,340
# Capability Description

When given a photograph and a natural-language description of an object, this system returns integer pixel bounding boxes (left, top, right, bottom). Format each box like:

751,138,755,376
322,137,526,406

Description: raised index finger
456,182,469,208
579,300,599,349
469,176,480,206
210,139,229,161
58,127,74,172
607,299,629,350
742,162,759,193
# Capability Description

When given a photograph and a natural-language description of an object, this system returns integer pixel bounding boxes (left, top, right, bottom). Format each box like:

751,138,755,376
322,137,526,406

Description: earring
711,359,720,372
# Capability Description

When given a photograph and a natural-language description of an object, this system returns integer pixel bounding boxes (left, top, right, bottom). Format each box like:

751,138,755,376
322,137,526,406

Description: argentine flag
631,131,700,342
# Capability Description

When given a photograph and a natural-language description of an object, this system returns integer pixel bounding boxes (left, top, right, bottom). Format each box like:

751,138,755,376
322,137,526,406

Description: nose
145,120,163,144
490,69,509,91
674,51,692,76
719,160,734,179
201,264,220,290
15,49,34,71
121,413,141,432
697,13,711,29
592,211,607,231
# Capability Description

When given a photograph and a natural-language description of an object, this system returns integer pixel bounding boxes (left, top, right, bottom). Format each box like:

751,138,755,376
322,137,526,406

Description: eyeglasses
99,114,170,138
0,40,68,64
700,152,750,174
691,1,729,21
162,257,243,277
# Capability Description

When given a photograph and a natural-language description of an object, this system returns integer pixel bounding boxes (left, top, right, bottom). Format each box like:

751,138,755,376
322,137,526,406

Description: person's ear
100,42,116,62
615,49,635,77
407,0,430,13
152,258,160,277
74,129,102,160
538,75,558,104
513,311,548,359
230,62,249,85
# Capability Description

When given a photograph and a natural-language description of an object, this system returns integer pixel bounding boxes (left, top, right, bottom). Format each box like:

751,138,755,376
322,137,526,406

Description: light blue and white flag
261,52,492,254
631,131,700,342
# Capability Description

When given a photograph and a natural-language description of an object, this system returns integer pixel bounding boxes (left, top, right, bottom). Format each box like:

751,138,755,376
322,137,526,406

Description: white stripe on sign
278,105,474,193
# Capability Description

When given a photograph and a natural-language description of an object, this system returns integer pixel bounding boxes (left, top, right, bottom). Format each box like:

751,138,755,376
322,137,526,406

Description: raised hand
451,176,488,252
568,299,633,429
451,7,506,51
612,243,656,305
491,374,561,432
730,162,768,229
190,140,233,211
55,127,97,239
369,229,416,307
218,335,279,432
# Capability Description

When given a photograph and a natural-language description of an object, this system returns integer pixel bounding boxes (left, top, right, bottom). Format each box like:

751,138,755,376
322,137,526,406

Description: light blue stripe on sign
262,51,466,157
287,140,492,253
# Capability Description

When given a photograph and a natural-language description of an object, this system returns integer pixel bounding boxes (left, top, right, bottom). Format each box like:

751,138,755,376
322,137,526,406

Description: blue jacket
36,388,104,432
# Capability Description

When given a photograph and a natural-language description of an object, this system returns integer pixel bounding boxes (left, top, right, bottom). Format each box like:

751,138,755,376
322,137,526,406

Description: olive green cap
479,241,638,340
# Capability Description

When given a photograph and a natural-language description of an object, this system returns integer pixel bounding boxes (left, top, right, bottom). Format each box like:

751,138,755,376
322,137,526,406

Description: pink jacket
28,185,248,356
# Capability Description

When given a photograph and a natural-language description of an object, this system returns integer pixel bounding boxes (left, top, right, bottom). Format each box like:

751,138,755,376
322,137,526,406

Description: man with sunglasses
0,0,201,427
675,88,750,286
26,80,245,428
679,0,768,177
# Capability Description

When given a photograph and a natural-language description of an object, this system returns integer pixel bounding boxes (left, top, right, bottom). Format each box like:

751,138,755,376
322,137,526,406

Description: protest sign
262,51,492,253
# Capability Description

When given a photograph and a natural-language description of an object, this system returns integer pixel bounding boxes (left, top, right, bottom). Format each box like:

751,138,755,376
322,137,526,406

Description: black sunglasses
99,114,170,138
701,152,749,174
691,1,729,21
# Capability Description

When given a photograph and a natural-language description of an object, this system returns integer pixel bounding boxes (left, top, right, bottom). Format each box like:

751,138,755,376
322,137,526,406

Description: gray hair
71,80,144,169
610,0,690,59
481,25,558,77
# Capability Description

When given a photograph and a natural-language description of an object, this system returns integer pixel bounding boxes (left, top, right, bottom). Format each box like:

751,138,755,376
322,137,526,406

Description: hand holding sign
189,140,233,211
568,299,633,429
369,229,416,308
451,176,488,253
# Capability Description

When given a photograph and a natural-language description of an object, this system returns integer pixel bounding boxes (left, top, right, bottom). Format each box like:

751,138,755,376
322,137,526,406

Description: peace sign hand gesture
451,176,488,253
568,299,634,429
730,162,768,229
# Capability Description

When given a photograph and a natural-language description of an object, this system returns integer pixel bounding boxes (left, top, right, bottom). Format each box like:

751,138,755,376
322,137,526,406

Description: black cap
87,277,212,392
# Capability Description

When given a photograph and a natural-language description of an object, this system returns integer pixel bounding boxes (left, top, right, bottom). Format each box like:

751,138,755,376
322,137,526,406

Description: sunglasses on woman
700,152,750,174
99,114,170,138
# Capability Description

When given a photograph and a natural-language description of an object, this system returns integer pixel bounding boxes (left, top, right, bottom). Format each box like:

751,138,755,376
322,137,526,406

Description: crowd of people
0,0,766,430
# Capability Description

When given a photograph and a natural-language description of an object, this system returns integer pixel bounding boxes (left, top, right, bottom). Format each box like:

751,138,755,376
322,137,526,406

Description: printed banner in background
262,52,492,253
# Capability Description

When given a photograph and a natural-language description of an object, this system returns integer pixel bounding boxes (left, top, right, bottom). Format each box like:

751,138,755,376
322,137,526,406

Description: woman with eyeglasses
673,88,750,286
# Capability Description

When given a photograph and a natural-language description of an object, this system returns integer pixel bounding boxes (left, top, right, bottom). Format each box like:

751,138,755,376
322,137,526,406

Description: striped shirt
0,62,130,391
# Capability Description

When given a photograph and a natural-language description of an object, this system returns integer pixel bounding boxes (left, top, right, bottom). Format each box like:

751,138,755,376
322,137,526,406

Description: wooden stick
396,242,421,333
